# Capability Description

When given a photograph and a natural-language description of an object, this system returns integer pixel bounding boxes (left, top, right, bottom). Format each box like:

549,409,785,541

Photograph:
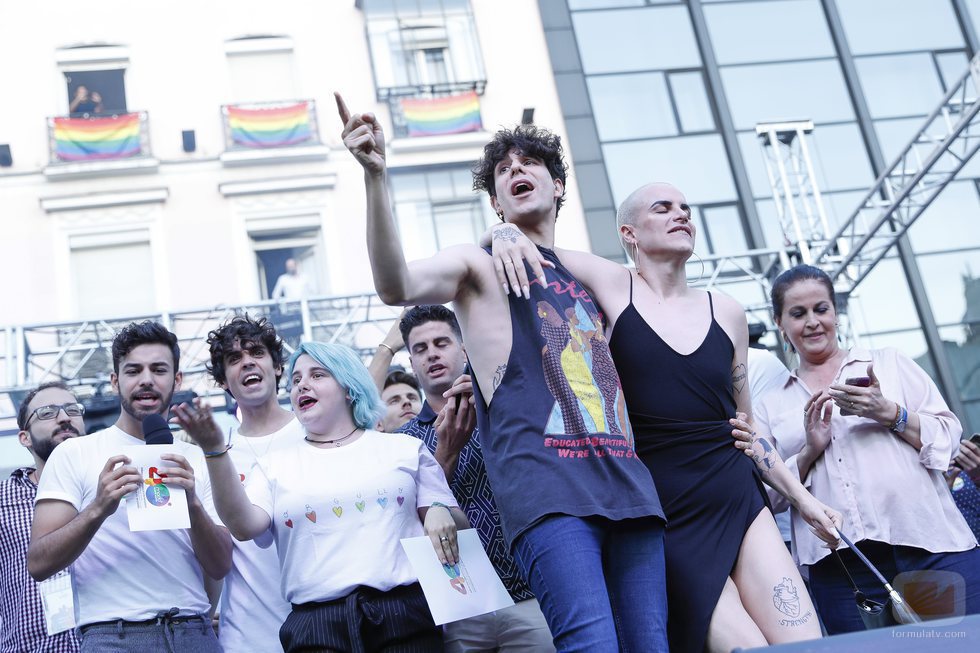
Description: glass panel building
539,0,980,430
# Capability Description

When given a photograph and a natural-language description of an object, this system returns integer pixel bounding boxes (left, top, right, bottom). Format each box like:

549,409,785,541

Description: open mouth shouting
241,373,263,388
132,391,161,408
511,179,535,197
297,395,318,412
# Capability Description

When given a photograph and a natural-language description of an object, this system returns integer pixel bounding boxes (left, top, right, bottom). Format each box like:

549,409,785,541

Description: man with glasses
27,321,231,652
1,382,83,652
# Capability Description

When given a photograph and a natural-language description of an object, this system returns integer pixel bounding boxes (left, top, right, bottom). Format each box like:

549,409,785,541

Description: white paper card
39,569,75,635
123,445,191,531
400,530,514,625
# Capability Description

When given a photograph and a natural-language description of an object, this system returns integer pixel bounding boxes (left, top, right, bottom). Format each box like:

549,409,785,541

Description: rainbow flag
401,92,482,137
53,114,141,162
227,102,313,148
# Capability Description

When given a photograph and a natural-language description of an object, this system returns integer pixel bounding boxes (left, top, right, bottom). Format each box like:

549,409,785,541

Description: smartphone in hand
845,376,872,387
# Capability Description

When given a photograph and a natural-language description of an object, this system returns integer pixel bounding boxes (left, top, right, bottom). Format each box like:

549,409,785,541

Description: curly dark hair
206,314,286,389
112,321,179,374
17,381,72,431
472,125,568,219
384,370,421,394
771,264,837,318
399,305,463,347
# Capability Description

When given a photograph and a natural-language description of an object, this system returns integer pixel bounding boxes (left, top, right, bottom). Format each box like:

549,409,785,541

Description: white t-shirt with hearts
245,430,457,604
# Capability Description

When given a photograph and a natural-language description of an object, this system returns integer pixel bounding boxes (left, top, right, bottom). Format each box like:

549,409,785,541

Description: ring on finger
439,535,449,542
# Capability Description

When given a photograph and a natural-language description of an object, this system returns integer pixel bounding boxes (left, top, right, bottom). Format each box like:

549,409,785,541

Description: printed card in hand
123,445,190,531
401,529,514,625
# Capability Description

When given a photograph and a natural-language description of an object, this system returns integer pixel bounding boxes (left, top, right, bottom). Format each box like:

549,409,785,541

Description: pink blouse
754,346,977,565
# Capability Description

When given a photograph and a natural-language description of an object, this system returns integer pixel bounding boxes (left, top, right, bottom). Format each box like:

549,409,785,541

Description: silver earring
690,252,705,285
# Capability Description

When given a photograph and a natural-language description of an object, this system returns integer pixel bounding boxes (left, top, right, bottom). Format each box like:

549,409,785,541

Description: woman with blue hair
174,341,467,652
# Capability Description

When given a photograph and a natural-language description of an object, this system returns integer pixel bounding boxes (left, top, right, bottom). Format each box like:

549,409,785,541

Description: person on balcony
69,86,103,117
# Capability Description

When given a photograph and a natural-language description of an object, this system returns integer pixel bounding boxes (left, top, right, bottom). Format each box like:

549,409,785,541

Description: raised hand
829,363,893,423
171,399,225,452
803,390,834,454
490,223,553,298
335,92,386,176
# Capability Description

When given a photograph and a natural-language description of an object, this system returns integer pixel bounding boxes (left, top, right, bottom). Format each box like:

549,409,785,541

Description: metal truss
0,296,404,417
813,52,980,291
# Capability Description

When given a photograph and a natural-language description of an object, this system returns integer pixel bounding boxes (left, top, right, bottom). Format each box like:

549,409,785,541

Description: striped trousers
280,582,443,652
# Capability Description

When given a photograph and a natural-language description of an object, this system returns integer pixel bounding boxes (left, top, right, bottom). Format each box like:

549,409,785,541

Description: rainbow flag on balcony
53,113,141,162
401,92,482,137
227,102,313,148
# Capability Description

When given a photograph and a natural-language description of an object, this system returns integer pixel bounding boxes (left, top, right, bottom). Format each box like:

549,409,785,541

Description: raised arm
28,454,142,581
336,93,476,306
158,452,233,579
171,400,271,541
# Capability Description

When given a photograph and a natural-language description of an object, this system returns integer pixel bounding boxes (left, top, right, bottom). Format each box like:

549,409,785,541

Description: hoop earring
690,251,705,285
630,241,639,266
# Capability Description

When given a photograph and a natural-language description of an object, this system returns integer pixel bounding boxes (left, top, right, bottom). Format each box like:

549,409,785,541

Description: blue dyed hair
287,342,384,429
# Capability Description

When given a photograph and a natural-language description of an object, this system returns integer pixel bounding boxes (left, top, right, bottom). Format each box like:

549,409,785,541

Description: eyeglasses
25,402,85,428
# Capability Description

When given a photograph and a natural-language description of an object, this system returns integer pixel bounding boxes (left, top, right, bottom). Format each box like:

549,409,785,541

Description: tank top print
471,246,664,546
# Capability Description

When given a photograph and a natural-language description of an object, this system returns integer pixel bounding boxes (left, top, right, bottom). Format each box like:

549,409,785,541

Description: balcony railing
387,89,484,139
46,111,154,170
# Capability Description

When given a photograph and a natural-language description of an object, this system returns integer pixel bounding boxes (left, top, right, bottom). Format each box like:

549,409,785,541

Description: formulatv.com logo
892,570,966,624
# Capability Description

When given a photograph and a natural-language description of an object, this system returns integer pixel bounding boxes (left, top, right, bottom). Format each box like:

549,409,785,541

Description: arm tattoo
751,433,777,471
492,226,522,244
492,364,507,390
731,363,747,394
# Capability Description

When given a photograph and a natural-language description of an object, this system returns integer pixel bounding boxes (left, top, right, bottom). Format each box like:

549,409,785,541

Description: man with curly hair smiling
337,93,667,652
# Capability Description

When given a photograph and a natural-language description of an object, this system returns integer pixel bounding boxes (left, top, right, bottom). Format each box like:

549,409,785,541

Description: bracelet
890,405,909,435
204,443,233,458
430,501,452,511
378,343,395,356
888,402,901,429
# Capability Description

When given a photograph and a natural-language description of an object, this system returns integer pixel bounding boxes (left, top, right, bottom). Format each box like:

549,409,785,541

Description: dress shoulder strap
707,290,715,318
628,268,635,303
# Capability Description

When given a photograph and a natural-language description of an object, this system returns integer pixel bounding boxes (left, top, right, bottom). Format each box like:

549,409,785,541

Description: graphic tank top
471,246,664,545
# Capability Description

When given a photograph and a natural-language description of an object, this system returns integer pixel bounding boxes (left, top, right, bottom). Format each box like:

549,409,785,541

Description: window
390,166,495,260
587,70,714,141
56,44,130,116
836,0,963,56
705,0,834,65
572,6,701,74
721,60,854,130
248,225,326,299
363,0,485,97
603,134,738,205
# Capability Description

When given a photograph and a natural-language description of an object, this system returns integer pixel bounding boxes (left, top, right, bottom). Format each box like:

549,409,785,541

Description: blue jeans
512,515,668,653
808,540,980,634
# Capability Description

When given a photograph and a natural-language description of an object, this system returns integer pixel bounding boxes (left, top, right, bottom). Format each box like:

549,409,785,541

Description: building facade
0,0,978,451
540,0,980,431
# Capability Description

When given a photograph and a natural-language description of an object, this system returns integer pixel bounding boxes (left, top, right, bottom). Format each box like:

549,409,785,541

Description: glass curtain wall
554,0,980,429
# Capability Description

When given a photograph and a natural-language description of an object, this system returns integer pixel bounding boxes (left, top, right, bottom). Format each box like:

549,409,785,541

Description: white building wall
0,0,590,328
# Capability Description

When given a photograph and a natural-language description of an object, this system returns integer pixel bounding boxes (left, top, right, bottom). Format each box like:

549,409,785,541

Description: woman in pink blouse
749,264,980,633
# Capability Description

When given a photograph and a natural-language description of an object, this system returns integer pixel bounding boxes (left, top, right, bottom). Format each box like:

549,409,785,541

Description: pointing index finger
334,92,351,126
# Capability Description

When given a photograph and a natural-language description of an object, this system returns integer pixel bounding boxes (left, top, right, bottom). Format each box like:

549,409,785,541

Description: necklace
305,426,360,447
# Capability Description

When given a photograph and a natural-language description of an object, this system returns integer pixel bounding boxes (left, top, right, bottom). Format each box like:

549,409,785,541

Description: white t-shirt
246,430,457,605
36,425,219,626
219,418,304,653
271,273,312,300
